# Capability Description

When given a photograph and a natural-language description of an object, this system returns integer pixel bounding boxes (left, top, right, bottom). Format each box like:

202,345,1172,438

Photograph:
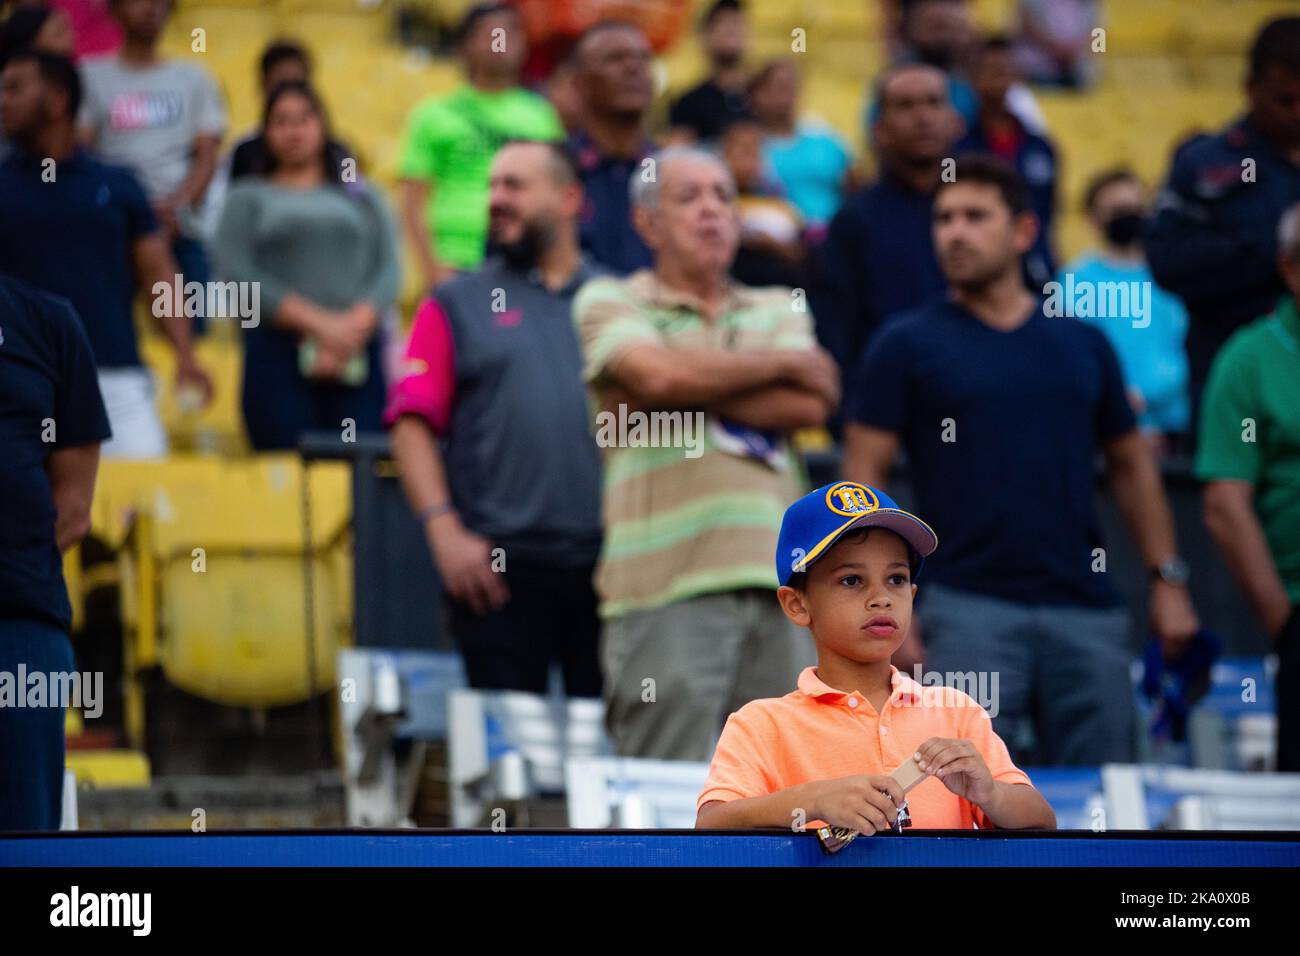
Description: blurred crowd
2,0,1299,833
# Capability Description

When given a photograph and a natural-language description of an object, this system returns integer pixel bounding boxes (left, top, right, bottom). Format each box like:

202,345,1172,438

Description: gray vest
435,257,604,565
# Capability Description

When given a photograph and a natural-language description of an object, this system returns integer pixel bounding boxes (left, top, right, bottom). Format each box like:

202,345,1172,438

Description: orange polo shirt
698,665,1033,829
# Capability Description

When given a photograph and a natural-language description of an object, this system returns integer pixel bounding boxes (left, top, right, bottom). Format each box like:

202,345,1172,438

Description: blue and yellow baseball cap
776,481,938,586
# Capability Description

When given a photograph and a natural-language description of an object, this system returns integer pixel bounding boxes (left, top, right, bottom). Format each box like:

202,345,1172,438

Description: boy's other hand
914,738,994,805
809,775,905,834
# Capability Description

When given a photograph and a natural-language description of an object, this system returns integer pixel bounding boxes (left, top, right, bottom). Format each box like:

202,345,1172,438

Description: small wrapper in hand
815,758,925,854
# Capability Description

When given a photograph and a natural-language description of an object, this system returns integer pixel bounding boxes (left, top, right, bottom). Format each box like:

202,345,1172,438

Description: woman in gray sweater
216,81,400,450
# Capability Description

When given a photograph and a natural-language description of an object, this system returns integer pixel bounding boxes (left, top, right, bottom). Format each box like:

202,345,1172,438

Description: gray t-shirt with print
79,56,227,235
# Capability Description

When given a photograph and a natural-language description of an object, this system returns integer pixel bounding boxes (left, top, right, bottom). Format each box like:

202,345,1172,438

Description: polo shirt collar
796,665,923,707
485,254,598,295
1235,115,1300,169
626,268,757,315
569,130,655,171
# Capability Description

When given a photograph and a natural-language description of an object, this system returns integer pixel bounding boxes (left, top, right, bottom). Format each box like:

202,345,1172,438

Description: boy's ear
911,583,918,598
777,585,811,628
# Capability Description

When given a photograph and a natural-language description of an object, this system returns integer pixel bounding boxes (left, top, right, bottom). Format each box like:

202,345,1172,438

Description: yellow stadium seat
62,546,84,634
65,750,152,789
141,0,1300,275
103,456,353,748
139,319,249,456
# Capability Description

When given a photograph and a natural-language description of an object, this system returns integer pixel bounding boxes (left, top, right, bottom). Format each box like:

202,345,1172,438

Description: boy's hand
914,738,995,805
808,775,906,834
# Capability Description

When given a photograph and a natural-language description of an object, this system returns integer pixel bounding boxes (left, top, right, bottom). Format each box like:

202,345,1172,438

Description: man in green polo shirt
573,146,840,760
397,4,563,287
1197,203,1300,771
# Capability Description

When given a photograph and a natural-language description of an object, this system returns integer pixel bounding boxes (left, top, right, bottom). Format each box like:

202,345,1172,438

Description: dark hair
0,6,52,68
719,111,763,137
748,58,795,96
1083,167,1140,213
1,49,81,117
574,18,643,61
260,39,311,82
258,81,348,183
978,33,1015,57
701,0,744,30
455,2,515,48
935,153,1031,216
872,61,949,115
1249,17,1300,82
901,0,965,28
108,0,175,12
500,138,582,184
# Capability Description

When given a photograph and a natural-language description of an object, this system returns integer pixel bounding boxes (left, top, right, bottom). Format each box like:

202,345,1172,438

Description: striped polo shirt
573,269,816,618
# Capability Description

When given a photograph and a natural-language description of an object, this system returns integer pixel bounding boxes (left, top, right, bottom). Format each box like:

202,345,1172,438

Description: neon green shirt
1195,296,1300,603
397,85,563,270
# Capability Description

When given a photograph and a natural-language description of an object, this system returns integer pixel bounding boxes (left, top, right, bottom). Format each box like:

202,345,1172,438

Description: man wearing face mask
386,140,606,696
1060,169,1191,454
1146,17,1300,417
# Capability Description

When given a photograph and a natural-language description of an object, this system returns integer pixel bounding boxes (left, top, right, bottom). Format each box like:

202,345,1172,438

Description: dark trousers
0,617,73,830
1279,606,1300,772
447,558,602,697
173,235,210,336
241,344,387,451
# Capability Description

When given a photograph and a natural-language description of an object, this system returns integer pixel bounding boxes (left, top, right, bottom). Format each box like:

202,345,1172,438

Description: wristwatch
1150,556,1190,587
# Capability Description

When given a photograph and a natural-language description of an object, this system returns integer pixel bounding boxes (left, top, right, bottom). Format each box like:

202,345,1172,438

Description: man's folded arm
606,343,797,407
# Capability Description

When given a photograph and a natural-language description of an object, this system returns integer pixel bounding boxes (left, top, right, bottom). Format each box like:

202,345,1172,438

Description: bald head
487,141,583,265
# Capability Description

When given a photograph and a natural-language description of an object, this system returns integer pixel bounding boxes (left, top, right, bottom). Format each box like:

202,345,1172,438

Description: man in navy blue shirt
569,21,656,274
816,63,958,380
0,275,111,829
1145,17,1300,409
842,156,1201,765
955,35,1057,288
0,51,210,458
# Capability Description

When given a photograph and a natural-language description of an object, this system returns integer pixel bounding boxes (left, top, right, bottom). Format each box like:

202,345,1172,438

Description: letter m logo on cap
826,481,879,516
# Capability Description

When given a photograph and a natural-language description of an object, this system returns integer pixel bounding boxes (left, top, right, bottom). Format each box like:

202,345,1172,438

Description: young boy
696,481,1056,832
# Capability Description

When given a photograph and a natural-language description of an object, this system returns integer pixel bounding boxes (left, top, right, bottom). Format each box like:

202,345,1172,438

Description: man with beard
668,0,751,144
385,140,605,696
842,155,1200,766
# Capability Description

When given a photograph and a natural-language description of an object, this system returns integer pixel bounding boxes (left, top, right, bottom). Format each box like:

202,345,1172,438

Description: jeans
0,617,74,830
173,235,210,336
919,582,1135,765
